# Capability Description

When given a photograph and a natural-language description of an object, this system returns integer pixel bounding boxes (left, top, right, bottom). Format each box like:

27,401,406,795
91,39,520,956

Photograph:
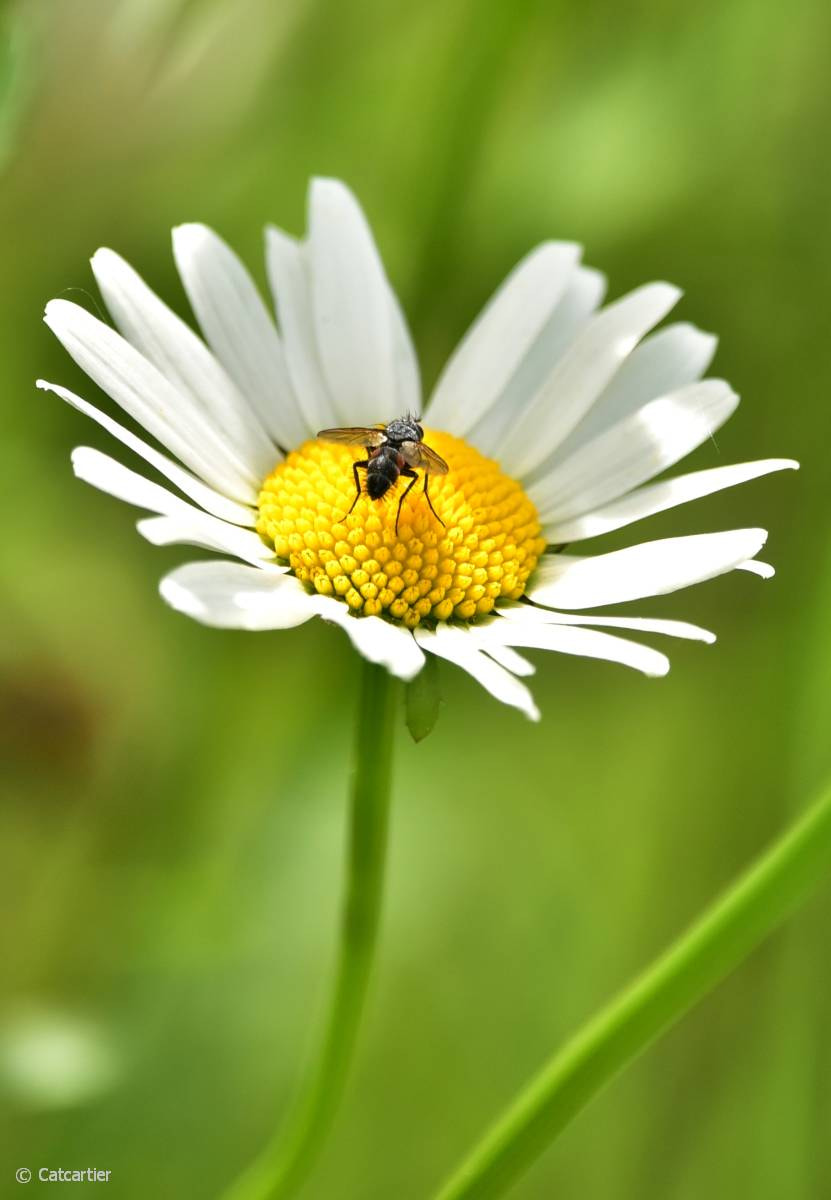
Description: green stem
223,658,397,1200
433,782,831,1200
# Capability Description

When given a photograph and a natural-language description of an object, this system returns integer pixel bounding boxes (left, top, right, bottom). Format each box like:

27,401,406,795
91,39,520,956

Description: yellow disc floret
257,429,545,628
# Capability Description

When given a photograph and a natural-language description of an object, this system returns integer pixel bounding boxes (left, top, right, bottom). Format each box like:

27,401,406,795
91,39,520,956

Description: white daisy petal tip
159,574,203,621
530,378,742,526
386,651,425,683
487,616,673,680
737,559,776,579
70,445,96,480
171,221,211,250
308,177,372,236
482,643,538,678
157,568,291,625
545,457,799,544
89,246,119,273
43,296,72,326
427,239,586,437
136,516,178,546
676,320,717,353
307,171,408,425
529,528,771,611
625,280,683,323
414,626,541,722
310,175,359,206
495,278,687,478
157,561,319,632
746,527,769,554
655,280,683,305
314,604,425,682
44,296,99,330
171,223,227,275
497,603,717,646
40,380,259,528
43,291,261,500
134,515,281,566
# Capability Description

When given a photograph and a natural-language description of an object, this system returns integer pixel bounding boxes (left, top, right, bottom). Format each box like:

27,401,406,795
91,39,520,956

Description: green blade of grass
433,781,831,1200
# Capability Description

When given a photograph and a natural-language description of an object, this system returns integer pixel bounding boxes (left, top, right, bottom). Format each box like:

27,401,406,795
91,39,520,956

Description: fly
317,416,449,534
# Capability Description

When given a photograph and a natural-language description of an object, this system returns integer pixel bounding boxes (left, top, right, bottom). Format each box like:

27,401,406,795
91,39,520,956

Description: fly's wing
401,440,449,474
316,426,387,448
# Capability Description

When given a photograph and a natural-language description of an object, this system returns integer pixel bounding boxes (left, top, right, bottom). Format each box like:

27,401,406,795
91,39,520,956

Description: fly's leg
423,473,446,528
347,460,369,516
395,467,419,534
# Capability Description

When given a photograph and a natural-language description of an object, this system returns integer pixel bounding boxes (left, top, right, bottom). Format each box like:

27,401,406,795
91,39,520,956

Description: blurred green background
2,0,830,1196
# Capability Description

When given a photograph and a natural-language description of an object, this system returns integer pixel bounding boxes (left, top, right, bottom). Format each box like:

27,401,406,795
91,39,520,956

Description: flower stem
223,658,397,1200
433,782,831,1200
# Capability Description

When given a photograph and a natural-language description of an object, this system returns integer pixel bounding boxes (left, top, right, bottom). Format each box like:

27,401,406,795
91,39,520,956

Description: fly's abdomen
366,453,398,499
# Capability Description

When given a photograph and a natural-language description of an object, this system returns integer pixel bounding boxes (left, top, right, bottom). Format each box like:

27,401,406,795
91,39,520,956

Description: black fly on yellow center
317,416,449,534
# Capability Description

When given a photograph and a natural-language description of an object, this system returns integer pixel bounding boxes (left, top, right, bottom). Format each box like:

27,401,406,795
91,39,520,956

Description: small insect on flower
317,415,449,533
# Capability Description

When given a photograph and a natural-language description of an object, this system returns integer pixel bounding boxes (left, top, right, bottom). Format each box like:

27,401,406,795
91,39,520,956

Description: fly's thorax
384,416,422,443
257,429,546,628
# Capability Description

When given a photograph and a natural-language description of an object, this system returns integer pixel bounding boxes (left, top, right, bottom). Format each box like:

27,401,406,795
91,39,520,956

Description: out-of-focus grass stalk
408,0,545,333
0,1,35,172
757,548,831,1197
222,659,397,1200
432,782,831,1200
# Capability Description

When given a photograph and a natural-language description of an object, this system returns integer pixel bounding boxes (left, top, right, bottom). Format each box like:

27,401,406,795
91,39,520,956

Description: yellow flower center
257,429,545,628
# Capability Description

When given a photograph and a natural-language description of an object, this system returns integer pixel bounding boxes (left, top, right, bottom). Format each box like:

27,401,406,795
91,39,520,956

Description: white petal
527,529,768,610
414,625,539,720
426,242,582,436
559,322,717,455
546,459,798,543
528,380,739,523
386,285,422,418
37,381,257,527
91,248,278,477
496,603,715,643
45,299,258,502
172,223,308,449
498,283,681,479
73,446,187,516
265,227,338,434
737,559,775,579
308,178,402,425
160,561,317,630
135,516,280,568
477,642,537,677
311,596,424,680
480,618,670,677
72,448,272,569
468,266,607,458
160,560,424,678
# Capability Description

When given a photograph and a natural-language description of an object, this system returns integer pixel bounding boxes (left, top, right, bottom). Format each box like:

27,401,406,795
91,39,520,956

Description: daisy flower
39,178,796,720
